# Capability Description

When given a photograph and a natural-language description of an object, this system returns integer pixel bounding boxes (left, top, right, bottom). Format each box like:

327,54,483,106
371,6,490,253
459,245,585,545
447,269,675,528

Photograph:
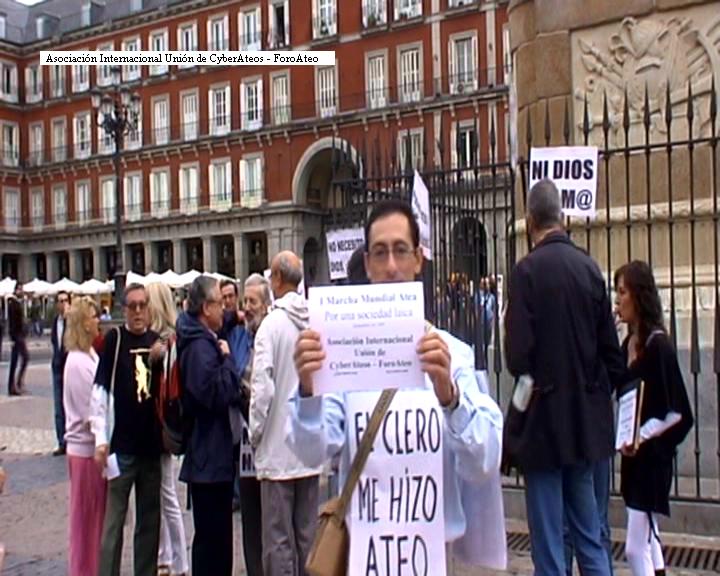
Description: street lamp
91,66,141,318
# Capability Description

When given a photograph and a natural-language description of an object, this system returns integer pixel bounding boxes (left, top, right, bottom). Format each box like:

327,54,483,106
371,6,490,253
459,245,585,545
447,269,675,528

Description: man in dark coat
6,286,29,396
50,291,71,455
504,179,626,576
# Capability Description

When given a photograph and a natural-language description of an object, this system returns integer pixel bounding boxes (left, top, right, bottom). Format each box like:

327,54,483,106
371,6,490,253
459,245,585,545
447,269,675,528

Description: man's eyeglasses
125,301,148,312
58,298,69,304
368,244,415,263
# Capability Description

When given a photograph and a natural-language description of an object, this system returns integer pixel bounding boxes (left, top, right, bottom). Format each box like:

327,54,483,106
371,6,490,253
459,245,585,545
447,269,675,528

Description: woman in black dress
614,261,694,576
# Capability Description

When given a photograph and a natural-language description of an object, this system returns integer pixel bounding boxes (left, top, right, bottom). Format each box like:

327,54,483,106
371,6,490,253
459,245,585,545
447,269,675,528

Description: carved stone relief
571,5,720,146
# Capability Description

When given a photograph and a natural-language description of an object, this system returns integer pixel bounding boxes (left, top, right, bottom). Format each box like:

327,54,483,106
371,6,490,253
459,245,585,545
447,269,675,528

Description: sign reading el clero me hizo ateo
529,146,599,218
307,282,426,395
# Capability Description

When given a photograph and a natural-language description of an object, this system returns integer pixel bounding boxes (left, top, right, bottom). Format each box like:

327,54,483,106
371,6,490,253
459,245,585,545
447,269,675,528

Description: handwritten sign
307,282,425,395
348,390,446,576
412,171,432,260
326,227,365,281
529,146,598,218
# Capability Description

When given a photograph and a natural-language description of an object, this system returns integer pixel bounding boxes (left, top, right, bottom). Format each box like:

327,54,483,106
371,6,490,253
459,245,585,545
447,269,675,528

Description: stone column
172,239,186,273
267,230,282,261
18,254,33,283
68,250,80,282
202,237,213,273
93,248,104,280
144,243,153,274
233,234,247,282
46,253,59,282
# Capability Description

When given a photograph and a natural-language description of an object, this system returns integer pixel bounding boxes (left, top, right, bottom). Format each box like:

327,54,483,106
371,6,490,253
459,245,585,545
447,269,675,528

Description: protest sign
411,171,432,260
307,282,425,395
239,421,256,477
326,227,365,281
529,146,598,218
348,390,446,576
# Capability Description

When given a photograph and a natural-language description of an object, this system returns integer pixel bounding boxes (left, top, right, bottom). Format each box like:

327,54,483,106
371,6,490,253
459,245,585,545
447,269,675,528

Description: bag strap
110,326,121,395
337,388,397,514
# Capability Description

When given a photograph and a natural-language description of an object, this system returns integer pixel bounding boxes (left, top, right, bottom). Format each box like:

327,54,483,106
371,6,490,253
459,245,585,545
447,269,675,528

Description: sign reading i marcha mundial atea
529,146,599,218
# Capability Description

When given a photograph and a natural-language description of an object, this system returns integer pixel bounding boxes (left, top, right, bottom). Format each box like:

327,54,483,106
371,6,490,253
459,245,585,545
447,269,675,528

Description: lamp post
91,66,141,318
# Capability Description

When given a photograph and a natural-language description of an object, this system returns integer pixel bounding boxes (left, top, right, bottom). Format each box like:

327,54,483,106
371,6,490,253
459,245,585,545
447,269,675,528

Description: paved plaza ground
0,337,718,575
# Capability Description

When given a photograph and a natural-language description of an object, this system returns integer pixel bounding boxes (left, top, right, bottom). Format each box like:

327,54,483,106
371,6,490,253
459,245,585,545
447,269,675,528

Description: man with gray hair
250,251,322,576
176,275,245,576
504,179,626,576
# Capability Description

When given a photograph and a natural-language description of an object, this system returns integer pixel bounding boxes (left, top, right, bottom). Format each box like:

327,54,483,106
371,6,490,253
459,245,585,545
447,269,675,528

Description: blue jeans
52,369,66,447
564,458,614,576
526,463,610,576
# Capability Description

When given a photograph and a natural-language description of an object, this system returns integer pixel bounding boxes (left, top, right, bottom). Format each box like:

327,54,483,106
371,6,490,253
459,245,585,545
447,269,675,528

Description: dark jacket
7,297,24,341
504,232,627,472
50,315,68,374
177,312,245,483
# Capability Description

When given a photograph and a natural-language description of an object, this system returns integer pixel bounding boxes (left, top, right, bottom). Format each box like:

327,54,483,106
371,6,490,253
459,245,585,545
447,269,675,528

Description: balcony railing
313,14,337,39
395,1,422,20
26,86,43,104
0,87,19,103
362,0,387,28
1,149,19,167
239,31,261,51
267,30,289,49
209,35,230,52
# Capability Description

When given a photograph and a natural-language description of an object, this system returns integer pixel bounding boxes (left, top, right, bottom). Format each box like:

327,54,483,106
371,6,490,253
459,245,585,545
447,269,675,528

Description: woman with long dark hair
614,261,694,576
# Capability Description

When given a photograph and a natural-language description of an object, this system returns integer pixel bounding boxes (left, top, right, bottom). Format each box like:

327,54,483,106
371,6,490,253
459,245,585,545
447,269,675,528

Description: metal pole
112,104,125,318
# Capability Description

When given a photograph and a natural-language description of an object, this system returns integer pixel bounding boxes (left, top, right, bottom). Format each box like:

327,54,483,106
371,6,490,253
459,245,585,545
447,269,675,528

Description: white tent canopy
160,270,184,289
49,278,81,295
78,279,113,295
22,278,53,295
125,271,146,286
0,277,16,297
178,270,201,286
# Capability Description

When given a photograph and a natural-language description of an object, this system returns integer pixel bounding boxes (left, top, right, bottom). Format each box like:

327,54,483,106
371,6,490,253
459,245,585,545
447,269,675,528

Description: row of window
2,157,264,230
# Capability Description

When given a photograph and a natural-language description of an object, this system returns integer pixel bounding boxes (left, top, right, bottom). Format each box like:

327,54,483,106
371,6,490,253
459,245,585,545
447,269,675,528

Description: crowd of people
0,179,695,576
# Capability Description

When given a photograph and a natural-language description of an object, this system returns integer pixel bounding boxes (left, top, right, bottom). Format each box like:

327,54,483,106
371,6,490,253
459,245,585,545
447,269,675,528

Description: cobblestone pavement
0,340,718,575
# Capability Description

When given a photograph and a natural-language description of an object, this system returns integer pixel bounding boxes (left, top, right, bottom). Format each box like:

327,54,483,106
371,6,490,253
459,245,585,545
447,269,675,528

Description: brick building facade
0,0,509,285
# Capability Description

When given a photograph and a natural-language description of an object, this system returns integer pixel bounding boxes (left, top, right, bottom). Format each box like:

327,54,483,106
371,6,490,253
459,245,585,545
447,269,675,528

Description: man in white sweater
250,250,322,576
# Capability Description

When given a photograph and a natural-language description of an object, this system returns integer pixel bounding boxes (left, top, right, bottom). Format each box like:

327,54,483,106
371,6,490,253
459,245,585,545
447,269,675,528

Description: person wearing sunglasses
51,291,71,456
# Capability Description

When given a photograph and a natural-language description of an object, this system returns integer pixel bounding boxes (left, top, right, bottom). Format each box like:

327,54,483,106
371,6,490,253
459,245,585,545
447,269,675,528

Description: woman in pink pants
63,297,106,576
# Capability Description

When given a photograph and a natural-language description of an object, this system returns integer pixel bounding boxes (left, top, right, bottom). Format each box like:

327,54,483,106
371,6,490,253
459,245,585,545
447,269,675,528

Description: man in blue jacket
177,275,246,576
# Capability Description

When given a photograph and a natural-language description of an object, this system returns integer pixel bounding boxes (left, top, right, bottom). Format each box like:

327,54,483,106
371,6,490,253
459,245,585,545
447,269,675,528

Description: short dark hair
187,276,218,316
57,290,71,303
220,279,238,296
346,247,368,285
364,199,419,252
122,283,146,306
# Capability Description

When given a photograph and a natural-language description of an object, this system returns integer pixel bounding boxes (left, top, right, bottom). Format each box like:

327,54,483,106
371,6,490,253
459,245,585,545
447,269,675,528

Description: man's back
505,233,624,471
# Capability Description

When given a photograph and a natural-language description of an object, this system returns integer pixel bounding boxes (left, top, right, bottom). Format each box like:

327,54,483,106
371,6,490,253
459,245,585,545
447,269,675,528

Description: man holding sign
291,200,506,575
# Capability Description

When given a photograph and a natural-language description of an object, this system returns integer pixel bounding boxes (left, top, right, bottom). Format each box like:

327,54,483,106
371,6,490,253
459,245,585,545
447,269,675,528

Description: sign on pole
326,228,365,281
347,390,446,576
411,171,432,260
529,146,598,218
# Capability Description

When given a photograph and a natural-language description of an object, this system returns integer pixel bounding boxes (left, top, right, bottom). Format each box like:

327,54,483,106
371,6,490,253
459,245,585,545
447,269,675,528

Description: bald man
249,251,322,576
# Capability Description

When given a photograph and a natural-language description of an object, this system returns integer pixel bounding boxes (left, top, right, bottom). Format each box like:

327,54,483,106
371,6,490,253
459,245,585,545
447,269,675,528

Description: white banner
529,146,599,218
348,390,446,576
411,171,432,260
307,282,425,395
326,228,365,281
40,51,335,66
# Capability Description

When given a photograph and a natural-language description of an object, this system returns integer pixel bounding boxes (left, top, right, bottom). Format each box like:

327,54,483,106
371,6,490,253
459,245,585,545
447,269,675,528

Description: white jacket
249,291,323,481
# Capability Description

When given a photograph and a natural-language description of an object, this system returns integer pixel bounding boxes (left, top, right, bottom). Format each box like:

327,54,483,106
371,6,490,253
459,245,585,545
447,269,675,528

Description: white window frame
3,187,19,231
209,84,231,136
25,64,43,103
449,32,478,94
451,119,478,173
1,122,19,167
394,0,422,20
208,13,229,51
75,180,91,224
180,89,199,140
313,0,337,39
239,154,263,209
150,168,170,218
397,128,424,171
152,95,170,145
96,42,114,87
316,65,337,118
50,66,65,98
124,172,143,221
270,70,291,125
177,22,198,68
397,43,423,103
100,176,115,224
149,29,169,75
362,0,386,27
179,162,199,214
239,7,261,50
72,49,90,93
29,122,44,166
31,187,44,231
0,61,18,103
52,117,66,162
241,77,263,131
365,50,387,110
209,158,232,211
268,0,290,48
73,112,92,159
53,185,67,229
449,0,476,6
122,36,141,81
